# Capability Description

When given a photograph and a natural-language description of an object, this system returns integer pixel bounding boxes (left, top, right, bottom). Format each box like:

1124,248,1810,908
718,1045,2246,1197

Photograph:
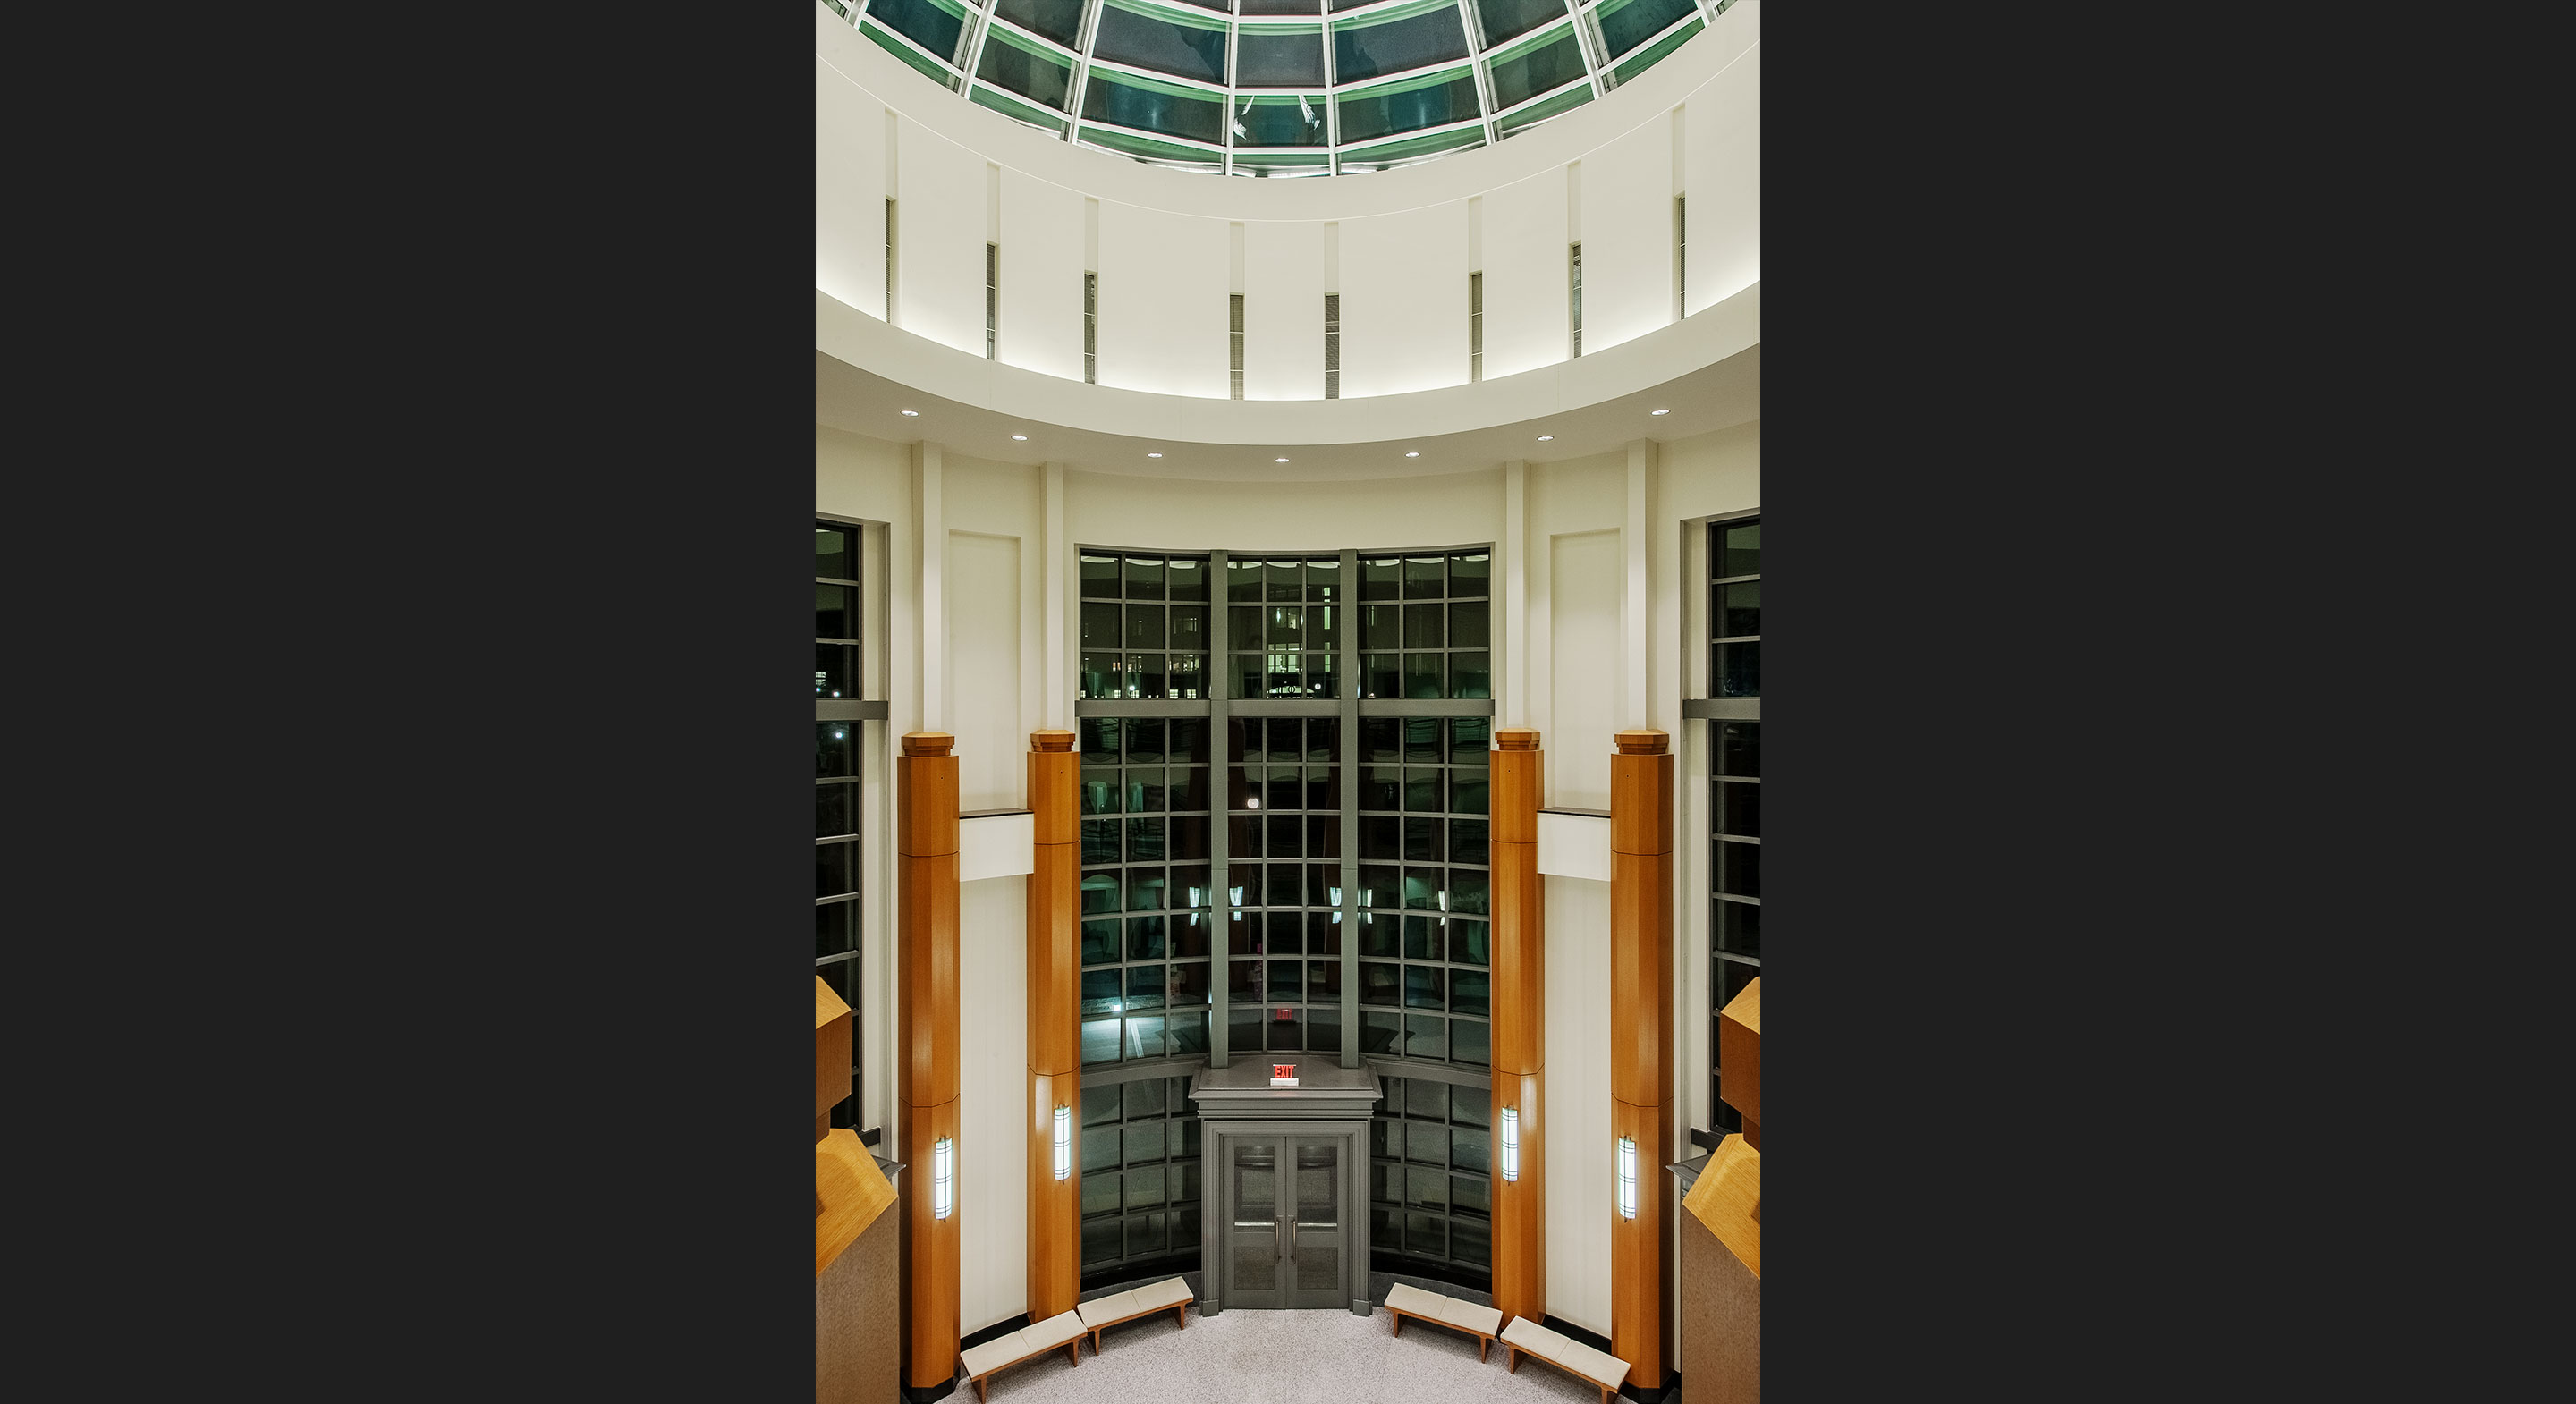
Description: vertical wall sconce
1052,1105,1072,1181
1616,1136,1638,1220
1500,1107,1521,1182
934,1136,956,1221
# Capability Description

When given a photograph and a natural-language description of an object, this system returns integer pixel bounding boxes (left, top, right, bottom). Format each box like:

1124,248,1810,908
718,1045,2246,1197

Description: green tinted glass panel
1609,17,1703,85
1082,70,1228,148
976,29,1074,111
1335,69,1482,144
1487,27,1587,111
1595,0,1696,58
1235,93,1332,147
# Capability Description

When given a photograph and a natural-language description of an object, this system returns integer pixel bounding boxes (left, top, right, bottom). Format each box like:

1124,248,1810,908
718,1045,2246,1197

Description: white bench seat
1383,1282,1506,1361
1500,1316,1633,1404
957,1309,1085,1401
1074,1275,1193,1354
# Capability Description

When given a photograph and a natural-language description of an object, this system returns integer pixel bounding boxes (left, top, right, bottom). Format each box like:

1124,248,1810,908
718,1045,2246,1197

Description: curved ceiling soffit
816,278,1758,452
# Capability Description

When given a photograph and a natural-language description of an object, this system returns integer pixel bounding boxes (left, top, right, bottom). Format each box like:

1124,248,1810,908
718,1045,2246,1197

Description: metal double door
1221,1133,1349,1309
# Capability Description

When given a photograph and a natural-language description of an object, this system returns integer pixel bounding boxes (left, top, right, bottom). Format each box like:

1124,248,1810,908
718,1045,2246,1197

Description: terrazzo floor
958,1301,1662,1404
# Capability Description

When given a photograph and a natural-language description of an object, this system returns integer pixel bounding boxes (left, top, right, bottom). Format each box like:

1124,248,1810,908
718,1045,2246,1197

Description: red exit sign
1272,1063,1295,1080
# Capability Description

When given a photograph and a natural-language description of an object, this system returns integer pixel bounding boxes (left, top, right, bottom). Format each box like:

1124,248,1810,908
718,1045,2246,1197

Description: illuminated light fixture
1538,435,1554,441
933,1136,955,1221
1247,797,1259,808
1651,409,1669,416
1053,1105,1072,1181
1405,452,1419,458
1148,452,1163,458
1012,434,1029,441
1500,1107,1521,1182
1275,457,1289,462
1616,1136,1638,1220
901,410,919,416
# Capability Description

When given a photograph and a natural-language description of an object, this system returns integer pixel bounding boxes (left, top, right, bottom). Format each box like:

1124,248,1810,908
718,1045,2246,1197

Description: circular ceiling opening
827,0,1721,178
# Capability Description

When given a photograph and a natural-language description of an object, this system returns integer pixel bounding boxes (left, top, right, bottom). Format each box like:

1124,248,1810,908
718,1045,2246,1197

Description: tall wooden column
897,732,960,1398
1490,726,1546,1327
1610,727,1674,1396
1026,728,1080,1322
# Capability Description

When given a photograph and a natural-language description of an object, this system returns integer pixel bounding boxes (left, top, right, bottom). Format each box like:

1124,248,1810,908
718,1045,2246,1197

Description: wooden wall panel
1610,1098,1667,1389
1490,727,1546,1326
896,732,962,1393
1609,730,1671,1391
1027,729,1080,1323
1026,1070,1080,1319
1608,850,1674,1109
900,1097,962,1390
1491,1070,1546,1325
897,851,961,1106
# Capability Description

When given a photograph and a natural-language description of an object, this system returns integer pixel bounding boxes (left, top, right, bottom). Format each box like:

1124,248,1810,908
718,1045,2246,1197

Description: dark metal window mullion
1207,547,1233,1070
1339,547,1361,1070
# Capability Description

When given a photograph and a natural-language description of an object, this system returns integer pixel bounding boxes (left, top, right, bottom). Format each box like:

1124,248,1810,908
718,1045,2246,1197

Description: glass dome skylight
823,0,1731,177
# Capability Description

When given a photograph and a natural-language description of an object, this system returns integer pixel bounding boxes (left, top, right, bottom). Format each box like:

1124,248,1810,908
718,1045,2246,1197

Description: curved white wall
817,1,1759,411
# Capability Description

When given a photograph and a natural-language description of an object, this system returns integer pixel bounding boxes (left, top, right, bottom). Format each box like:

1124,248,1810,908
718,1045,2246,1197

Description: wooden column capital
1613,727,1668,755
1030,728,1075,752
901,731,956,757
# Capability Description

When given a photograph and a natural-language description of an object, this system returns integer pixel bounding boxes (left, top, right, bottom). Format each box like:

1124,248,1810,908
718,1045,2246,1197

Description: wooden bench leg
1506,1346,1520,1374
1063,1342,1080,1366
1174,1304,1187,1330
1478,1336,1489,1363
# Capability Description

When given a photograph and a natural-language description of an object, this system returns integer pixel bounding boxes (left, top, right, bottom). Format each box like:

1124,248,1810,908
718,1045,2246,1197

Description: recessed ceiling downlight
1012,434,1028,441
901,410,918,416
1405,452,1419,457
1148,452,1162,458
1275,457,1289,462
1538,436,1554,441
1651,409,1670,416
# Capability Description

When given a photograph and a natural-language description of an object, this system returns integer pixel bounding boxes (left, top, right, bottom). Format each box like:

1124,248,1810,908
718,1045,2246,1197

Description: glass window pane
1404,965,1445,1010
1449,652,1491,698
1721,520,1761,577
1448,918,1488,965
1082,68,1227,146
1449,819,1488,867
1450,1018,1487,1066
1091,1,1230,84
1236,27,1327,87
817,901,857,960
1335,68,1482,145
1082,1019,1121,1065
976,26,1074,110
1487,25,1587,110
1450,968,1488,1016
1719,899,1760,957
1475,0,1569,47
1082,918,1121,965
1594,0,1696,59
1719,640,1760,698
1127,604,1167,649
1402,652,1445,698
1719,720,1760,777
869,0,968,66
816,523,854,580
1333,6,1470,84
1720,840,1760,899
817,723,854,778
1720,781,1760,837
1719,579,1761,638
995,0,1085,50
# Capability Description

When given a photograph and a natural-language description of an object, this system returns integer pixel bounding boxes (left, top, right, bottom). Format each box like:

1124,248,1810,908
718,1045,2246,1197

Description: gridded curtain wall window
1368,1074,1493,1287
1079,1073,1206,1286
1080,552,1211,700
1224,715,1343,1057
1072,542,1496,1293
1710,516,1758,1134
816,520,865,1130
1080,715,1216,1066
1227,554,1342,699
831,0,1719,176
1354,717,1490,1068
1356,550,1491,699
